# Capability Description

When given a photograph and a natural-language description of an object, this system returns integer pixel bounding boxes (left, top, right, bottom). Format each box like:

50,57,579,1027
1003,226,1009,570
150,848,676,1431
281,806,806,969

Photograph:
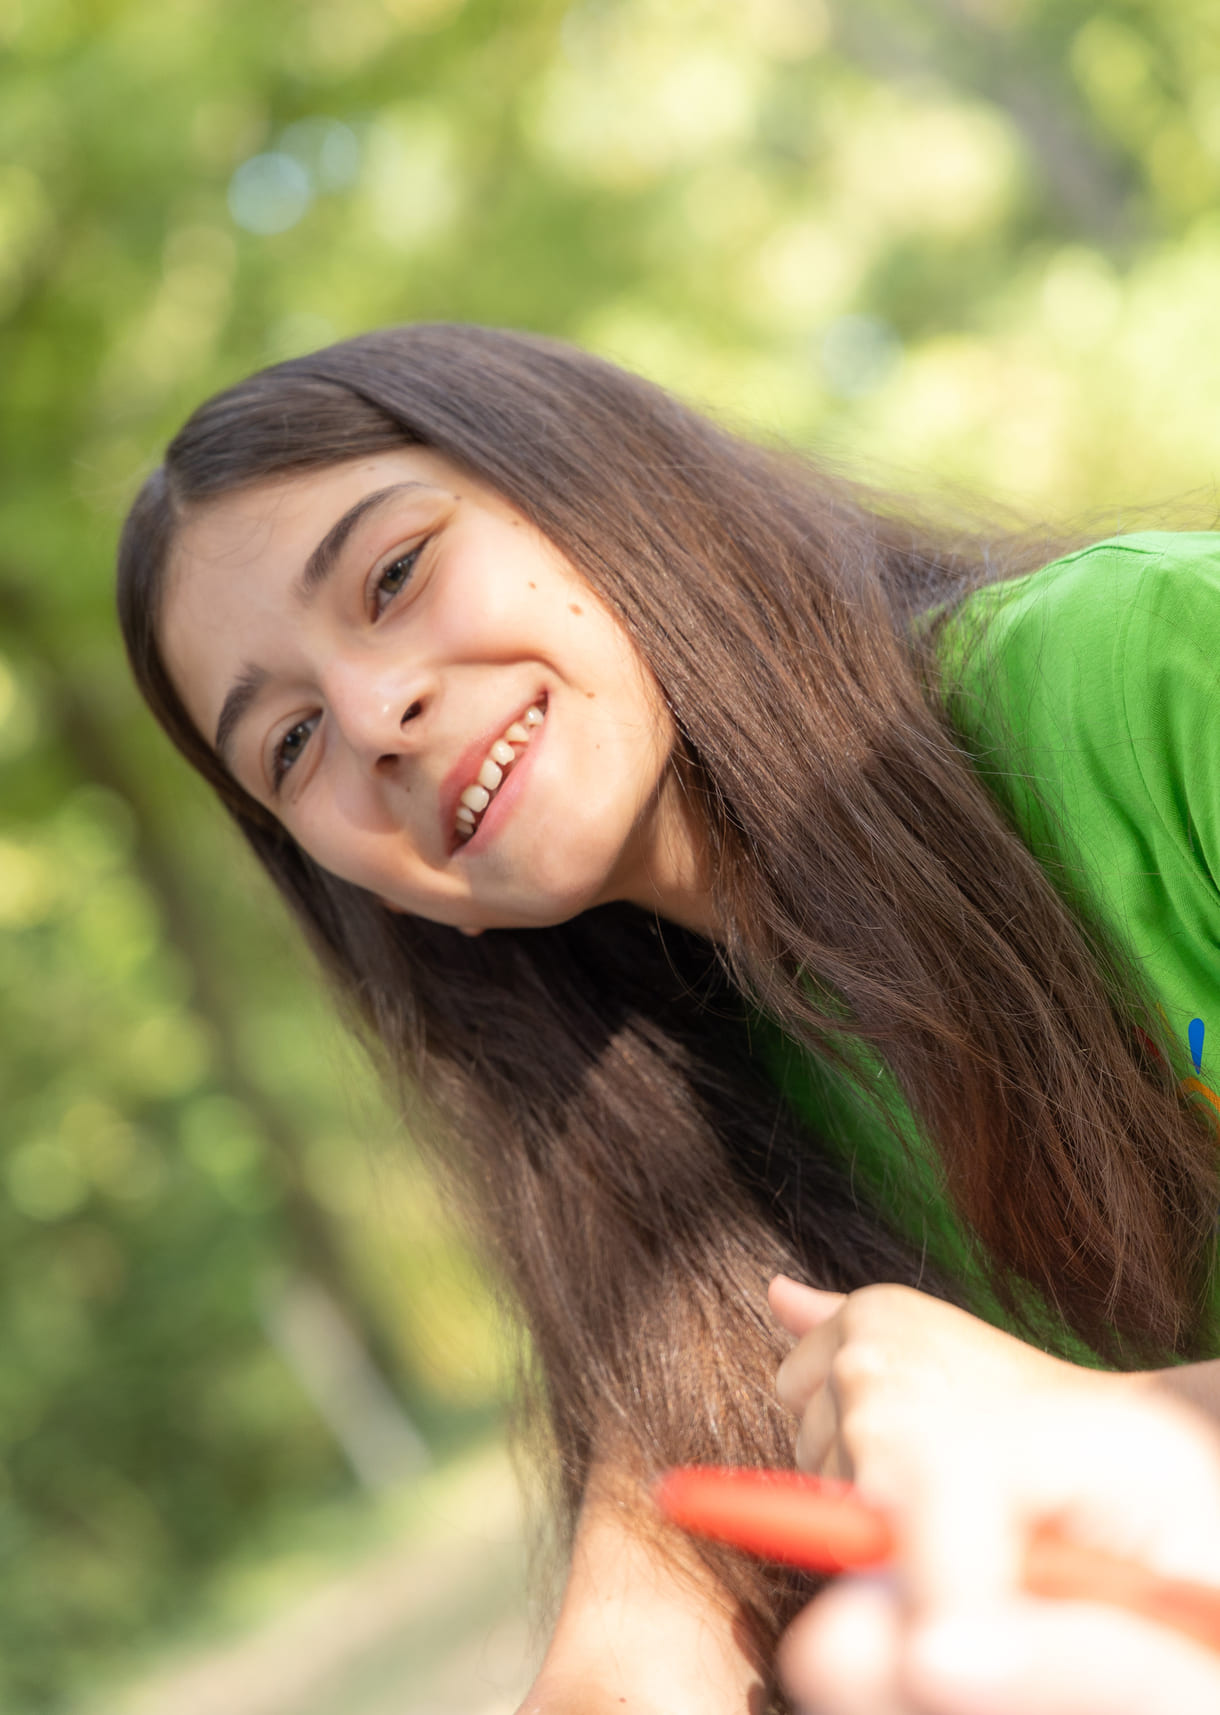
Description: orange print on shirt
1183,1076,1220,1132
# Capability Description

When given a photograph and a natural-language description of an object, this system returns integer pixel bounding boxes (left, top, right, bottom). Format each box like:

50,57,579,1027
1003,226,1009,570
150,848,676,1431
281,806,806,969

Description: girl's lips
441,694,547,855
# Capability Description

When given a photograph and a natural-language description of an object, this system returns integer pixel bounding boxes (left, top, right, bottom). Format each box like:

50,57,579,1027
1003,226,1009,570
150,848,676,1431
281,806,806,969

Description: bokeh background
3,0,1220,1710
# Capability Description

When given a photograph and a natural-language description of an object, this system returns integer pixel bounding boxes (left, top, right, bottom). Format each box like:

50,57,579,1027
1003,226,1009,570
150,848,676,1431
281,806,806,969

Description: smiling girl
118,324,1220,1711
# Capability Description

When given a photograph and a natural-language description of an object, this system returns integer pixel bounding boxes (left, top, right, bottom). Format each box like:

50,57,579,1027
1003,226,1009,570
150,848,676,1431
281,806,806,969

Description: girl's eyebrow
296,480,430,604
215,664,268,765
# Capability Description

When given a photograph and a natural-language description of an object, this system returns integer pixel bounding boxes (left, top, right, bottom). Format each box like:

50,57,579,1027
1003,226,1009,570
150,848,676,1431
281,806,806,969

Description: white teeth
453,701,547,845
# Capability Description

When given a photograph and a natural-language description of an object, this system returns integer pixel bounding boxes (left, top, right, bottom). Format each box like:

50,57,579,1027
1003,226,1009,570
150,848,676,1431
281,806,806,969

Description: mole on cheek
528,581,537,590
569,603,583,615
586,691,596,699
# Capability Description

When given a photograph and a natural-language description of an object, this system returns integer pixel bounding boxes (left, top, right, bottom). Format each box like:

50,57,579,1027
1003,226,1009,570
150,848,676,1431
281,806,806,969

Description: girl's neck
619,782,721,941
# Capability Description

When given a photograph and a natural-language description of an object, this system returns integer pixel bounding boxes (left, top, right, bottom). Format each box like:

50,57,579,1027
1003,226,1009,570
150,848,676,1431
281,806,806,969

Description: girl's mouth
453,699,546,845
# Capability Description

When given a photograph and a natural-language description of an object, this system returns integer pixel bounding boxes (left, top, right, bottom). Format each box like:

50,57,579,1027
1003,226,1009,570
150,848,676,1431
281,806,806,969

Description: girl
117,323,1220,1710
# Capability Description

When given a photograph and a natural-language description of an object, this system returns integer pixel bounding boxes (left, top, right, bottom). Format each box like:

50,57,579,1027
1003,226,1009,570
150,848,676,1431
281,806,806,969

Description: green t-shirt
760,533,1220,1331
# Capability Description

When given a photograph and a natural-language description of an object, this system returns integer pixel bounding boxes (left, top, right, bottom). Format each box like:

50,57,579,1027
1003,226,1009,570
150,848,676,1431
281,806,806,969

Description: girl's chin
470,843,634,927
478,877,628,932
478,897,612,933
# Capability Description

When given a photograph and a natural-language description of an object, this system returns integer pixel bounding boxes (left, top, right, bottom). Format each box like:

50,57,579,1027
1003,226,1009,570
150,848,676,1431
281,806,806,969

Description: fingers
768,1274,846,1337
886,1429,1024,1614
1009,1391,1220,1588
780,1583,1220,1715
793,1376,848,1477
775,1315,841,1416
897,1390,1220,1610
770,1281,851,1476
905,1600,1220,1715
798,1383,1220,1622
777,1578,909,1715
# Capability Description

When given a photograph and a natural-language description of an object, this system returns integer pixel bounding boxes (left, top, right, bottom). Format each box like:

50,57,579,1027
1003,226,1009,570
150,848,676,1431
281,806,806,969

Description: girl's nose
325,660,432,770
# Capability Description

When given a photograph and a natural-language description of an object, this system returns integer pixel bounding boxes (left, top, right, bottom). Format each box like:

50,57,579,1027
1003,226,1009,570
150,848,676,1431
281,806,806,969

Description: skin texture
524,1467,766,1715
769,1276,1220,1715
163,450,711,937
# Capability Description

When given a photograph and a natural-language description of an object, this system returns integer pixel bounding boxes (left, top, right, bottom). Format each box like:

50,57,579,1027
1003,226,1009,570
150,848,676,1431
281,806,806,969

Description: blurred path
91,1447,535,1715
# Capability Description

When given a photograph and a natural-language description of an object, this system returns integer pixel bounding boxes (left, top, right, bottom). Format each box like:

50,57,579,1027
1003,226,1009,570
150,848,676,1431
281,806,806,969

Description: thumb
769,1274,847,1336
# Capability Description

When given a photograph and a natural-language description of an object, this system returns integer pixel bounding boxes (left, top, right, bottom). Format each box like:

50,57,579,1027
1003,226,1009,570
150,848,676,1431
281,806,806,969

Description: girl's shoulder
942,530,1220,735
943,528,1220,929
956,529,1220,651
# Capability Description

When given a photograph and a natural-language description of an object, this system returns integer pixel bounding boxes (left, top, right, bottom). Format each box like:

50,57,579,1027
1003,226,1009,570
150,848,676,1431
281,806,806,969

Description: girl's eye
373,542,425,615
272,715,318,791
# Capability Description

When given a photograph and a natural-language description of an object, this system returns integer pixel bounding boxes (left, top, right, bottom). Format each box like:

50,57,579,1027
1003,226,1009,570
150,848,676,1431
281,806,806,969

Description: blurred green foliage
2,0,1220,1707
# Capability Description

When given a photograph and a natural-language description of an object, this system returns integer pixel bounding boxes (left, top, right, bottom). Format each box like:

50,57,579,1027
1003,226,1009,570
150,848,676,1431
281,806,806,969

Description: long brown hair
117,324,1217,1669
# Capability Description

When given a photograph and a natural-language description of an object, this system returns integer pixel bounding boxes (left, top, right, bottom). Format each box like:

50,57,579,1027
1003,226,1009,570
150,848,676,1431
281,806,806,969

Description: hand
769,1277,1220,1714
771,1276,1090,1500
779,1574,1220,1715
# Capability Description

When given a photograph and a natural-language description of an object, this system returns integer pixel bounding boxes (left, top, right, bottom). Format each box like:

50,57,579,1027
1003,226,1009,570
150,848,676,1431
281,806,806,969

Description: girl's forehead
166,452,482,638
174,479,310,569
174,447,461,563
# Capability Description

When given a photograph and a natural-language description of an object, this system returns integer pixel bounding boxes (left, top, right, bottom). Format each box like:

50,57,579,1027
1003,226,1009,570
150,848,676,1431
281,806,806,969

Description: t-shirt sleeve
943,533,1220,996
1121,538,1220,903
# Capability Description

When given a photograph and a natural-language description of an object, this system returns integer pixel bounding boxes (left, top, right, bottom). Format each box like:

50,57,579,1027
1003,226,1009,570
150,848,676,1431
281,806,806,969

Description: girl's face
162,449,698,934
